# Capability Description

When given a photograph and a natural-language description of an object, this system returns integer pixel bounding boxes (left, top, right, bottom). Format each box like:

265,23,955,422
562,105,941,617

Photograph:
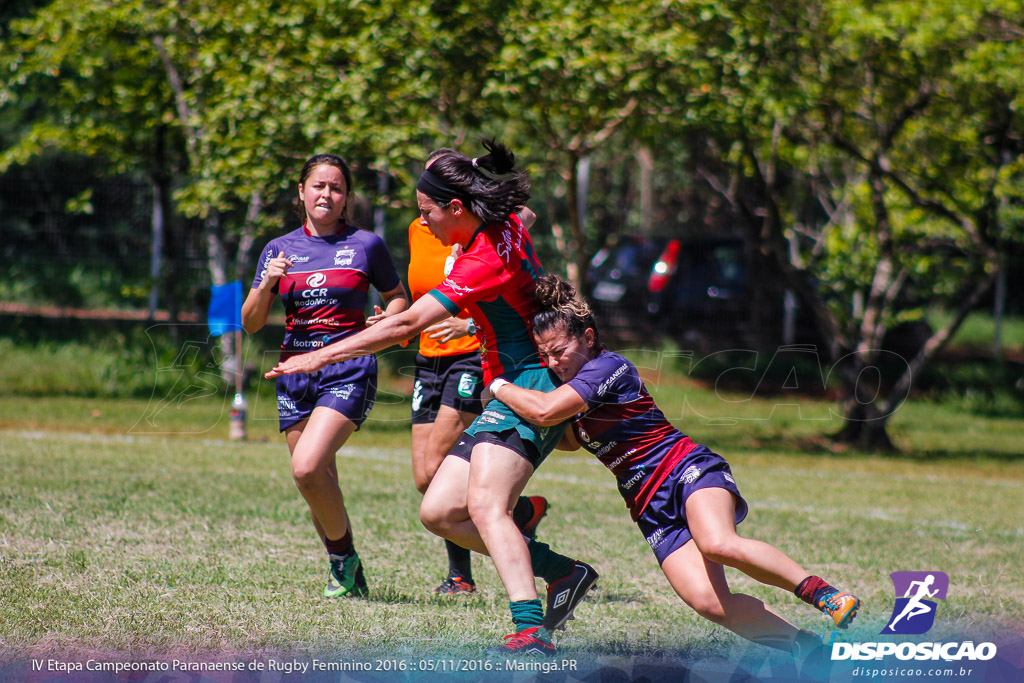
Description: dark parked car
586,236,667,309
647,237,748,332
586,235,751,343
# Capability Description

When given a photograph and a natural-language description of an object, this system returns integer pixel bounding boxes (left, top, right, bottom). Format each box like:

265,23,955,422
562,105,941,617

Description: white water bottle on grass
229,392,248,441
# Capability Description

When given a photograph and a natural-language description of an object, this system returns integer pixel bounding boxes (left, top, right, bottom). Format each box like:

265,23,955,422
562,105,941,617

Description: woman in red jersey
403,149,548,596
267,141,595,656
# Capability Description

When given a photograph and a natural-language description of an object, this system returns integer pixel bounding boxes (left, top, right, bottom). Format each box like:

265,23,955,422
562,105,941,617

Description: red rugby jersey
428,214,544,383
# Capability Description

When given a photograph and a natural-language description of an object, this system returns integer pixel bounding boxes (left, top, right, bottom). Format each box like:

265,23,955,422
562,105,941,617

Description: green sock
509,599,544,631
527,538,576,584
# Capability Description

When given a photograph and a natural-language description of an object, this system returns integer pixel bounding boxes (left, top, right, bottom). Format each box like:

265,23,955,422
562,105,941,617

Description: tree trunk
563,152,588,290
204,211,237,385
549,220,578,285
835,401,897,451
637,146,654,237
235,190,264,282
147,126,170,322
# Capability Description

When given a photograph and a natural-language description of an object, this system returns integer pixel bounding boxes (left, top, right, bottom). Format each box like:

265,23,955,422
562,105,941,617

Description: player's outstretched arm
265,295,449,377
490,380,587,427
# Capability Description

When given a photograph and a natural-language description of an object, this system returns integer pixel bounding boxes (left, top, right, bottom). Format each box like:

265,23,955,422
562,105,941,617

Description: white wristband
489,378,510,395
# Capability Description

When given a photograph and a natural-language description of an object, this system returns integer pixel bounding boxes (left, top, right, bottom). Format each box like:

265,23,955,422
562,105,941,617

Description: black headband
416,169,466,205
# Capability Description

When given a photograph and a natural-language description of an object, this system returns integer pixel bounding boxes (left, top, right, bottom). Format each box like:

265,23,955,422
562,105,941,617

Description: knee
291,457,324,490
419,498,455,535
694,535,741,567
419,497,441,532
466,493,505,531
687,591,730,624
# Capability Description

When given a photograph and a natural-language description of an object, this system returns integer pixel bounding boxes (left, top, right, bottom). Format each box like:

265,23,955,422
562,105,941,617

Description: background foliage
1,0,1023,448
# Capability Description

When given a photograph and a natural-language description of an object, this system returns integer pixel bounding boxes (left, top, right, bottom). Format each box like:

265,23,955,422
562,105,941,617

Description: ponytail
417,138,530,223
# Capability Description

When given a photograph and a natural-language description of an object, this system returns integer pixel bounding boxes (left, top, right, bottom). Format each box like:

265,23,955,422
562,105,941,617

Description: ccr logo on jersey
882,571,949,635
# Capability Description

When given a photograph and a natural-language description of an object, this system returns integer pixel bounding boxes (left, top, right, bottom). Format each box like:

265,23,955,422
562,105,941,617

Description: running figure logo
882,571,949,635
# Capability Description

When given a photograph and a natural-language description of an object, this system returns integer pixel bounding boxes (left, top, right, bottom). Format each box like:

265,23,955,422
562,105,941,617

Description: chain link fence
1,163,209,318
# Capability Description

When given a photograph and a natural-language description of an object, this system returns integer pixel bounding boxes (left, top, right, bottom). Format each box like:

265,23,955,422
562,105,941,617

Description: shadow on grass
361,583,500,609
594,590,648,605
725,433,1024,463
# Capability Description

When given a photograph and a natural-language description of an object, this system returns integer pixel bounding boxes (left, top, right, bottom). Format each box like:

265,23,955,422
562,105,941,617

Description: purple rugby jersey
252,224,401,358
567,350,698,520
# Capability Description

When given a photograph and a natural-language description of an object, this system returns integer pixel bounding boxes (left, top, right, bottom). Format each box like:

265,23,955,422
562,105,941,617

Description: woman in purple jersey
489,275,862,660
241,153,408,599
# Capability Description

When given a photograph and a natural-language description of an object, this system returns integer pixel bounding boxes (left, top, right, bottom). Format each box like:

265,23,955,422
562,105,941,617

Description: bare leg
662,541,806,651
685,487,807,590
285,406,358,541
466,442,536,601
420,455,489,554
411,406,475,494
411,424,434,494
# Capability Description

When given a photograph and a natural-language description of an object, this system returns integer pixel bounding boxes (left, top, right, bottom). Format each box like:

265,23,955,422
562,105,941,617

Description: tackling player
488,275,862,659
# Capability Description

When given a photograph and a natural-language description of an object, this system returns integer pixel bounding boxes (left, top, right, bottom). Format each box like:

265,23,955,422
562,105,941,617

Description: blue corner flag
208,281,243,337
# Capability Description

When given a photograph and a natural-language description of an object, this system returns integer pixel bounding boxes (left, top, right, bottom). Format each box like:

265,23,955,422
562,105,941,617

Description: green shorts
464,367,568,468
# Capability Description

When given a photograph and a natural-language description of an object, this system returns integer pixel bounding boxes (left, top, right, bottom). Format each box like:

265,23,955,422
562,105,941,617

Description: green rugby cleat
324,552,368,598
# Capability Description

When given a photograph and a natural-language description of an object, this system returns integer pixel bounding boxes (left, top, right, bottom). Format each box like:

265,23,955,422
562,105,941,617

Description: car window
712,245,745,284
609,244,645,275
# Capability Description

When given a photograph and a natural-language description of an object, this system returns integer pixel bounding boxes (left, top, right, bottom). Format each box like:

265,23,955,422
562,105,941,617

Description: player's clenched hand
365,305,386,326
263,251,293,286
265,348,328,378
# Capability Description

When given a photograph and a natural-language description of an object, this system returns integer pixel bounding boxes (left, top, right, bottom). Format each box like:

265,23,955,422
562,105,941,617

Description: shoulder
463,224,508,263
267,226,300,242
261,227,300,252
408,218,426,239
576,351,639,394
348,226,385,247
584,350,634,375
348,228,394,258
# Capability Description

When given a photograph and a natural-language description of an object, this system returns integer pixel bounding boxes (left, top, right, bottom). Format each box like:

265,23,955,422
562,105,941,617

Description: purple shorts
635,446,749,565
275,354,377,431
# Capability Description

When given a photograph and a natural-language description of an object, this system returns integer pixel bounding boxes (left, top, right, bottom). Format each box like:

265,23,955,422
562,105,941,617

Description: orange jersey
407,218,481,357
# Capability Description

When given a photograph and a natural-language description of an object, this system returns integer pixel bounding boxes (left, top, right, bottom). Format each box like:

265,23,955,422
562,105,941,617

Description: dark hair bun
535,274,578,309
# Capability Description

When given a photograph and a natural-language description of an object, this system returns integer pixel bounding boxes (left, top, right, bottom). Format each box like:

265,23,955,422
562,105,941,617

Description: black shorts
448,430,543,469
410,351,484,424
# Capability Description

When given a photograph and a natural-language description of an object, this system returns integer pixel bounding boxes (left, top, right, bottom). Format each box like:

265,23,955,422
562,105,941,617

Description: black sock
511,496,534,530
324,529,353,557
445,539,473,582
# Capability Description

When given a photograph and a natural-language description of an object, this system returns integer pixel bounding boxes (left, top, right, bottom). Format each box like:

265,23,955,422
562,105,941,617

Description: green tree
476,0,699,285
692,0,1024,449
1,0,448,375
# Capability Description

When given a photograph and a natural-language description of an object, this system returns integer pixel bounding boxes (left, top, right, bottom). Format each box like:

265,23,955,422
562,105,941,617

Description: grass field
2,361,1022,672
